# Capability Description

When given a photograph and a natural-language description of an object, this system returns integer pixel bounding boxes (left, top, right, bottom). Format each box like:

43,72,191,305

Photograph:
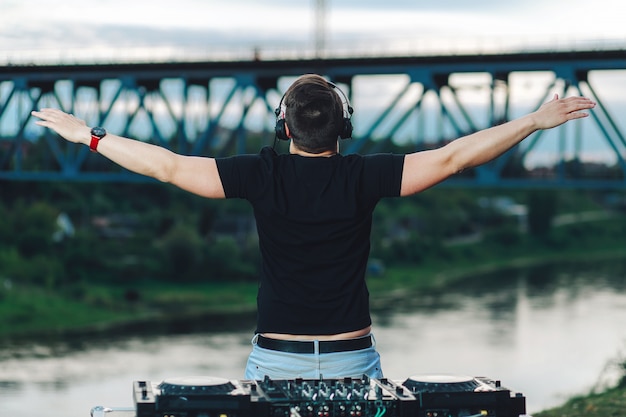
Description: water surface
1,261,625,416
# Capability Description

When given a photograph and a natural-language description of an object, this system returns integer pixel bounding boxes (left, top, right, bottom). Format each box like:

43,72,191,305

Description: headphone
274,81,354,141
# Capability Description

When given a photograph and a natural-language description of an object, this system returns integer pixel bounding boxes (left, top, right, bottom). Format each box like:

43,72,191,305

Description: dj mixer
91,374,526,417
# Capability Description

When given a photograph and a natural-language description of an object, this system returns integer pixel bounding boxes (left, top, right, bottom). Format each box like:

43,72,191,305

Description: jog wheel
402,374,482,393
158,376,235,395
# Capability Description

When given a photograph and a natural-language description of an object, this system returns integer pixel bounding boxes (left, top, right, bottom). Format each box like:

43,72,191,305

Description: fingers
32,109,58,125
549,96,595,116
566,97,596,114
560,97,595,122
32,108,69,118
535,95,595,129
568,96,595,106
30,108,90,145
33,108,69,121
32,108,59,118
32,108,87,126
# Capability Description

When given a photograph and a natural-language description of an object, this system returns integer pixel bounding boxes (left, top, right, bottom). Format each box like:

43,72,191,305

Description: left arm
400,95,595,196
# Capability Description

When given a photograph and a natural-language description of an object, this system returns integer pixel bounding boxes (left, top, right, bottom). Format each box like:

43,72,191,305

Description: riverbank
2,226,626,416
3,244,626,342
4,225,626,334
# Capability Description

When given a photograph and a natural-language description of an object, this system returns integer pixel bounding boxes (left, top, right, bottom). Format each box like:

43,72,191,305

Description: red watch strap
89,135,100,152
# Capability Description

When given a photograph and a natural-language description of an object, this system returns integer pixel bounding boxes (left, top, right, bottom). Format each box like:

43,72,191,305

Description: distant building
91,214,140,238
53,212,75,242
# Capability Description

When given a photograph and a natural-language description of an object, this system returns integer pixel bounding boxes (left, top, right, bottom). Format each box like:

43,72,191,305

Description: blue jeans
244,334,383,380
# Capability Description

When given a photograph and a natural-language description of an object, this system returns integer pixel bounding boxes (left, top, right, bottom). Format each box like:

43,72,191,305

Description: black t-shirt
216,147,404,334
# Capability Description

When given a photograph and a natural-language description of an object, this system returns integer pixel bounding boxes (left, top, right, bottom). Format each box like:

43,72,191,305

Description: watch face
91,126,106,138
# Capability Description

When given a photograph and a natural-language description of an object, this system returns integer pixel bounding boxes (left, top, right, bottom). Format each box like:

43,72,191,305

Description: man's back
216,146,404,334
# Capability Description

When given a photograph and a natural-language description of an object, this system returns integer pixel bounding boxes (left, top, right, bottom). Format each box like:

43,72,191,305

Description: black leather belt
256,334,373,354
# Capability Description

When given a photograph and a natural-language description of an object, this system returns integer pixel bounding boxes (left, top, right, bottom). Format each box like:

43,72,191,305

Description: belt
256,334,373,354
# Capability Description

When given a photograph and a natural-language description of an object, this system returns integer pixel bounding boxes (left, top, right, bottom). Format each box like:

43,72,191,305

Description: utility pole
314,0,326,58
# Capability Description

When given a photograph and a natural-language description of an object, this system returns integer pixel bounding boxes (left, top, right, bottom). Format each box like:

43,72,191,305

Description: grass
534,385,626,417
0,280,261,340
0,287,141,337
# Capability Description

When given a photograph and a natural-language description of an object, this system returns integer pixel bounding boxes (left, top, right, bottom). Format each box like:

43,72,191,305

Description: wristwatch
89,126,107,152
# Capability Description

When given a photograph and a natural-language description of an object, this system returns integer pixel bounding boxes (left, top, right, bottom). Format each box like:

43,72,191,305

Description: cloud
2,0,625,60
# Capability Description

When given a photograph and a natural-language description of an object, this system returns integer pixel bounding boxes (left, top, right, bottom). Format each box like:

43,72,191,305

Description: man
32,73,595,380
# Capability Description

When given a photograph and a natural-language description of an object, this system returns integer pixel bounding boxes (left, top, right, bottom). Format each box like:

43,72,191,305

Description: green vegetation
1,181,626,337
1,180,626,414
535,381,626,417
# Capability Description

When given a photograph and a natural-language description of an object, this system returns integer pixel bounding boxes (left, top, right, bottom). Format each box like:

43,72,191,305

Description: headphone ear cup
340,118,353,139
275,118,289,141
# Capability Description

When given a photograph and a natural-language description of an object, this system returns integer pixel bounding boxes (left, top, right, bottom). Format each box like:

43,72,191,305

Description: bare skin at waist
261,326,372,341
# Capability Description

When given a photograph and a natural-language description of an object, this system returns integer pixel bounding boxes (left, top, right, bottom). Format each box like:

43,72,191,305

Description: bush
0,248,65,289
527,190,557,239
203,236,258,281
11,201,59,257
483,223,523,247
157,223,205,278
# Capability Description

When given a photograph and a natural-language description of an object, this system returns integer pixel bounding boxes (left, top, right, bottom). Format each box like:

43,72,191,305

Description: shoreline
1,249,625,416
2,246,625,344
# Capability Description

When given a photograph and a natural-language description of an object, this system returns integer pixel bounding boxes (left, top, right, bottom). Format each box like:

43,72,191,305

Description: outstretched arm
399,95,596,196
31,108,225,199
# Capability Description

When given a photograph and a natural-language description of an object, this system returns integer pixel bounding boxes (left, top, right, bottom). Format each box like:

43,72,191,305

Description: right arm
31,108,225,199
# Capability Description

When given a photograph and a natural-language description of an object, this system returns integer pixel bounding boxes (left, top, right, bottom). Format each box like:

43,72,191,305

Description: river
1,259,625,417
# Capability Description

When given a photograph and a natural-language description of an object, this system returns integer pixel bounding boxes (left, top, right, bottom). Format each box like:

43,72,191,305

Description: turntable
133,376,251,417
402,374,526,417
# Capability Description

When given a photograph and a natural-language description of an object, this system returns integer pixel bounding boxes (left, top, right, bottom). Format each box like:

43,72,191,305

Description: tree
527,190,557,239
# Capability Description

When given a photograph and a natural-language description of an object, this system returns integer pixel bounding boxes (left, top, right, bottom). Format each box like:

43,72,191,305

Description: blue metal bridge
1,49,626,188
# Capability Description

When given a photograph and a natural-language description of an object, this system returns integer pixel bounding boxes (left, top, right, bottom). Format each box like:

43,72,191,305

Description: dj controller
90,374,526,417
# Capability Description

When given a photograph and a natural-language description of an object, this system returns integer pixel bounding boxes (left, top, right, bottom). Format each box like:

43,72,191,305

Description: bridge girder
1,50,625,188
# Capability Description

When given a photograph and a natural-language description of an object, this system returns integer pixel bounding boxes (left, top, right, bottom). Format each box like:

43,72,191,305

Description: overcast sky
2,0,626,62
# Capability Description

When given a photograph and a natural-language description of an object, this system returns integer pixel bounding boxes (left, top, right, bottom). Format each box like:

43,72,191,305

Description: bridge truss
1,49,626,188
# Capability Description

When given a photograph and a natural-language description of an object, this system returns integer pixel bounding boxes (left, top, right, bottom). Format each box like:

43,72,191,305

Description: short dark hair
283,74,344,154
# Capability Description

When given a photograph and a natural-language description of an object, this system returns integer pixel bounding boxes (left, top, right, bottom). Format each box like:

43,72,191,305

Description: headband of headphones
274,80,354,141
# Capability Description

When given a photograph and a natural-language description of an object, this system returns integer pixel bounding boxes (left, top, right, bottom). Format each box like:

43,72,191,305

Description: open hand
532,94,596,130
31,108,91,145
